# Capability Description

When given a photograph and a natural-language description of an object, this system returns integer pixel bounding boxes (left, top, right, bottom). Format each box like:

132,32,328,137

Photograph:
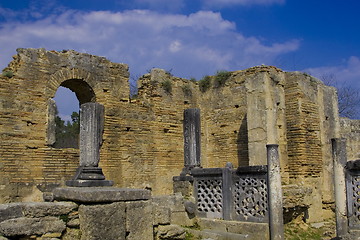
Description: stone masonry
0,48,342,222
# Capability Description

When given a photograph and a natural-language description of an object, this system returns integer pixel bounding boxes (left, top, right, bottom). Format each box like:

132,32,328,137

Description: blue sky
0,0,359,120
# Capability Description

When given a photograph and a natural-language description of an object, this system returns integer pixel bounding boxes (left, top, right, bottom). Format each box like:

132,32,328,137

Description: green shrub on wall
214,70,231,88
2,70,13,78
199,76,212,92
161,80,172,94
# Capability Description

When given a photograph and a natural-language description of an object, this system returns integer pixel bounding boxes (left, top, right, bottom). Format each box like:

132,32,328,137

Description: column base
66,179,114,187
66,166,113,187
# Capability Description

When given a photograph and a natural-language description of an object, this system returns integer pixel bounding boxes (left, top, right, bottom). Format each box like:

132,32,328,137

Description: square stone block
126,201,153,240
79,202,126,240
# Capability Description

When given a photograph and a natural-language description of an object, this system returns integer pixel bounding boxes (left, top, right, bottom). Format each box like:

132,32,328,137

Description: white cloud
169,40,182,52
0,9,299,80
304,56,360,88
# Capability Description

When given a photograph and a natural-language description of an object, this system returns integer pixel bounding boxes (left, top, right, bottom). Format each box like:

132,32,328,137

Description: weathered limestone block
197,218,269,239
53,187,150,203
42,232,62,238
79,202,126,240
340,118,360,160
157,225,186,240
22,202,78,217
67,218,80,228
152,194,194,227
282,185,312,208
173,180,193,198
126,201,153,240
152,204,171,225
0,217,65,237
152,194,184,220
0,204,23,222
62,228,81,240
171,211,194,227
0,202,77,222
66,210,79,228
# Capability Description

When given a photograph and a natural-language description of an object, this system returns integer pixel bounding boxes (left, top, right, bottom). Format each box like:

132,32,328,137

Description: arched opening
53,87,80,148
48,79,96,148
60,79,96,104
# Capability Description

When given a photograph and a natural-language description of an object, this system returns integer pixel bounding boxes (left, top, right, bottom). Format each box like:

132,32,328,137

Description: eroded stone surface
0,202,77,222
0,217,65,237
22,202,78,217
157,225,186,240
79,202,126,240
126,201,153,240
53,187,151,203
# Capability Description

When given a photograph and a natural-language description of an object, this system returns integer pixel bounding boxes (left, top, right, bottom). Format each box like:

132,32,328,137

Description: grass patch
284,221,335,240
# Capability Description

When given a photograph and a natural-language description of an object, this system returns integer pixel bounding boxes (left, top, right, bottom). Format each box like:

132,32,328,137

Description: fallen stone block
157,224,186,240
0,217,65,237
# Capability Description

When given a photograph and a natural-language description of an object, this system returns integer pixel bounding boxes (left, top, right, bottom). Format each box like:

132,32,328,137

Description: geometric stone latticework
349,175,360,228
196,179,223,219
234,177,268,222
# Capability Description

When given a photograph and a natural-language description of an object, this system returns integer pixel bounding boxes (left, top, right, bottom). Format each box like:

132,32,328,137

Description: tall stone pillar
183,108,201,172
66,102,113,187
331,138,348,237
173,108,200,195
267,144,284,240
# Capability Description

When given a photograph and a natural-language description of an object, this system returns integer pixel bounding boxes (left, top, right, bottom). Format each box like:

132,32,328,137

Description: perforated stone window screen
195,178,223,219
233,176,268,222
348,174,360,229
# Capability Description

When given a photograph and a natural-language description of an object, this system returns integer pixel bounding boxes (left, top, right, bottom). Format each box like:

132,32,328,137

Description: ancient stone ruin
0,48,359,239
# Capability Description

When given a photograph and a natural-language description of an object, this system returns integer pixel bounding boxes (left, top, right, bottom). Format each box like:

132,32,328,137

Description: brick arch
46,68,98,104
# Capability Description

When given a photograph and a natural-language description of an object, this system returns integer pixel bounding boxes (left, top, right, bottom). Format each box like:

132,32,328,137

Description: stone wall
0,193,189,240
0,191,269,240
340,118,360,160
0,49,341,221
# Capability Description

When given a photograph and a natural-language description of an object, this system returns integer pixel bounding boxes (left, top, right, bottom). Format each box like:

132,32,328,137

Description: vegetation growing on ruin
199,75,212,92
182,84,192,97
284,221,335,240
2,70,13,78
161,79,172,94
213,70,231,88
184,231,201,240
189,77,196,83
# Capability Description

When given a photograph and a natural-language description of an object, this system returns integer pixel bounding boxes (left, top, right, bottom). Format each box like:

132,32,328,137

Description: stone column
173,108,200,194
331,138,348,237
66,102,113,187
183,108,201,172
267,144,284,240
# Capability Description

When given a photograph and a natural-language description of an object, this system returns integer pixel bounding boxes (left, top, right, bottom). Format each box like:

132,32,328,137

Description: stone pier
332,138,349,238
183,108,201,172
66,102,113,187
267,144,284,240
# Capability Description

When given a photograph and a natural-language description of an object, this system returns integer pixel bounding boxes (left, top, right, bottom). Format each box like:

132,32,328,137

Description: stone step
188,229,250,240
197,218,269,239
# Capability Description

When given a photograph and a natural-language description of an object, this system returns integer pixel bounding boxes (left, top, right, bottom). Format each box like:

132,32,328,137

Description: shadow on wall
237,115,249,166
